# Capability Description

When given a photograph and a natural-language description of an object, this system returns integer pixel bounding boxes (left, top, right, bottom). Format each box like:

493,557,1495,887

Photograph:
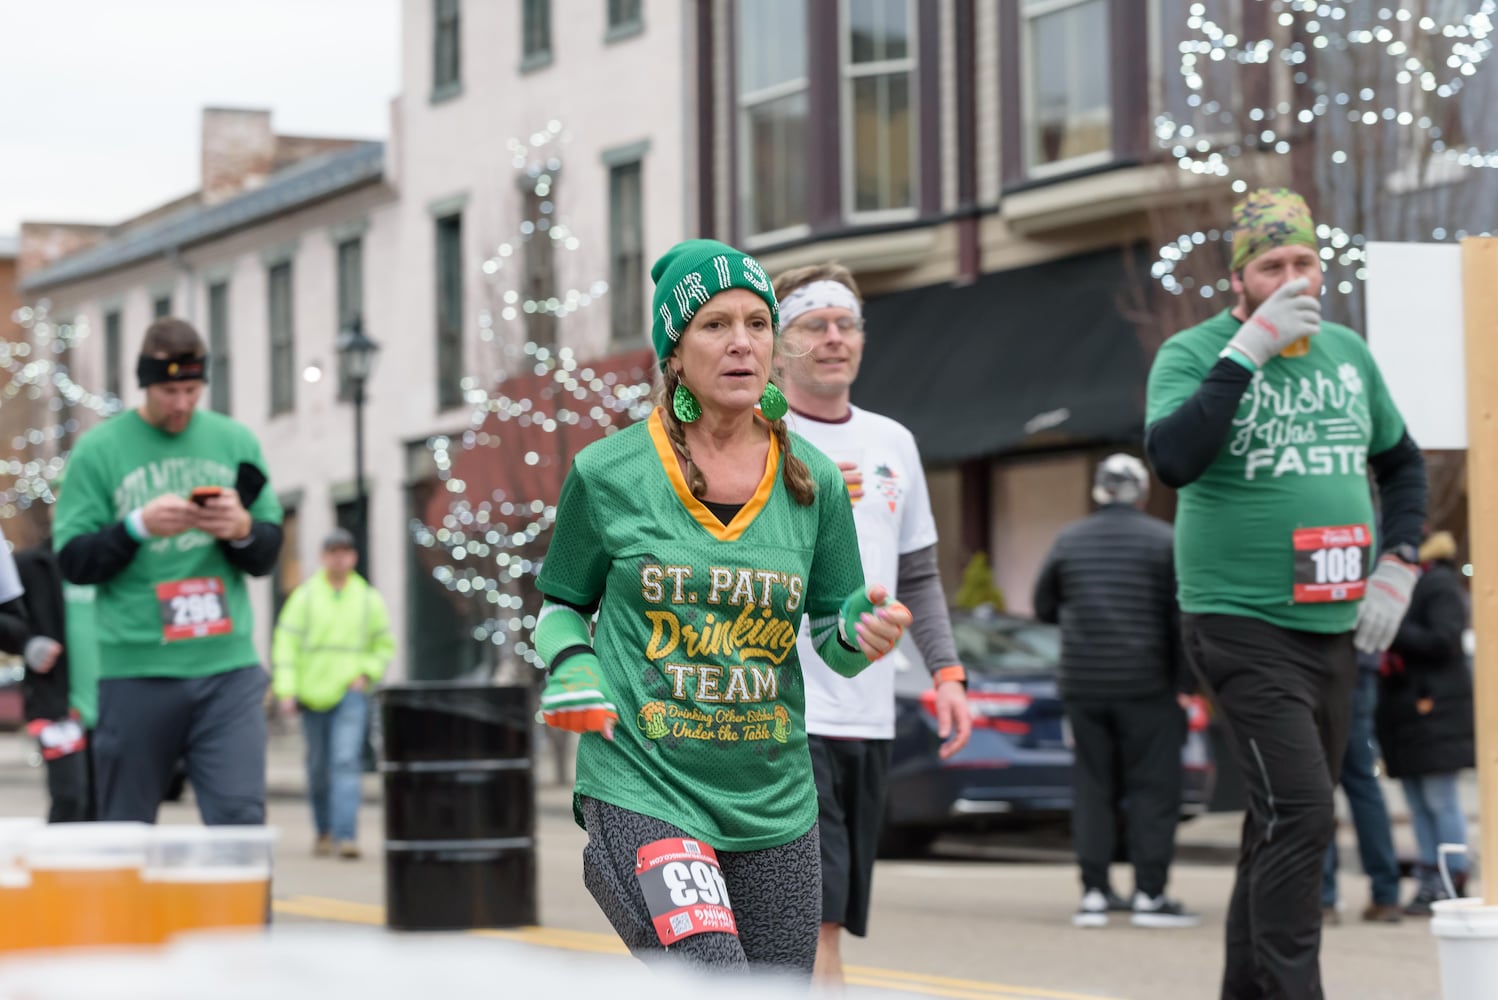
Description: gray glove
23,636,62,674
1354,556,1419,653
1226,277,1322,367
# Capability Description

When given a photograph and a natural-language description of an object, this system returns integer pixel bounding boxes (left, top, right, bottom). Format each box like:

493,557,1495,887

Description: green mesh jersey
537,409,866,852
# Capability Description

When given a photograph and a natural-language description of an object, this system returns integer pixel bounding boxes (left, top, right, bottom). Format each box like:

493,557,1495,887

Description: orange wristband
932,665,966,687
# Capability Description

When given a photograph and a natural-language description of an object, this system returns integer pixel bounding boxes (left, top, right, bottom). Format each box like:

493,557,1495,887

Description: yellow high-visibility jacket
272,570,394,711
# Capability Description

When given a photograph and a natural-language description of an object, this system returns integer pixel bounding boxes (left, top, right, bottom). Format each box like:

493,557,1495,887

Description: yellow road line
848,966,1125,1000
272,897,1123,1000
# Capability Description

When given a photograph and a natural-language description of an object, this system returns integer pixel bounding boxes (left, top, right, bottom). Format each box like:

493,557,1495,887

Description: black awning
850,247,1148,465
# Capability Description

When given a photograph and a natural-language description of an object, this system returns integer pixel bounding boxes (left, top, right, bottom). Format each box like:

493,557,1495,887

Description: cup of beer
144,826,278,943
21,821,151,949
1280,337,1311,358
0,817,44,953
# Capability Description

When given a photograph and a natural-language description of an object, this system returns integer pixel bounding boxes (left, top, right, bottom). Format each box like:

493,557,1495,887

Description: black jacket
0,539,71,722
1376,560,1473,778
1033,504,1182,700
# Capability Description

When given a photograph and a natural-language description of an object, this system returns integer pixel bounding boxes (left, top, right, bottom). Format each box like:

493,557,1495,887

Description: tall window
336,238,364,402
435,213,465,410
523,185,557,350
1025,0,1111,171
433,0,461,96
103,310,122,402
335,498,370,581
523,0,551,62
207,282,231,415
268,262,295,416
272,505,300,631
607,0,642,32
152,294,172,318
738,0,809,238
844,0,918,216
608,160,644,346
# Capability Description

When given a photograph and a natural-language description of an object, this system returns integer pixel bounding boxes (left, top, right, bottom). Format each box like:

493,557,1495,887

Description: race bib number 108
1292,525,1371,603
634,837,738,945
156,577,232,641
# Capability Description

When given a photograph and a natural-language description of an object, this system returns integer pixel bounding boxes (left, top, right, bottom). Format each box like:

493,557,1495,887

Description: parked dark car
881,608,1214,856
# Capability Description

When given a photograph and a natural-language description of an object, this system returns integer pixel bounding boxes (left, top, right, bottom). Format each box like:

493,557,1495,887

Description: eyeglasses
784,316,865,337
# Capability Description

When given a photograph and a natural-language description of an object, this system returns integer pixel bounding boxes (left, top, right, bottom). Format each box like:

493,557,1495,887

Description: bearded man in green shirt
1145,189,1427,1000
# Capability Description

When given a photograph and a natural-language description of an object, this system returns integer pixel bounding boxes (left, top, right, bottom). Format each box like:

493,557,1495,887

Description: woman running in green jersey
531,239,911,978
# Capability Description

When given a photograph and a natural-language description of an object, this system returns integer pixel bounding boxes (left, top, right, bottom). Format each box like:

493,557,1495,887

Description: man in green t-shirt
1145,189,1427,1000
54,318,283,825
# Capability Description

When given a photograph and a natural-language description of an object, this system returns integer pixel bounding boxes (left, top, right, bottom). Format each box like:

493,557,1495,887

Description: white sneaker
1130,891,1202,928
1073,888,1109,928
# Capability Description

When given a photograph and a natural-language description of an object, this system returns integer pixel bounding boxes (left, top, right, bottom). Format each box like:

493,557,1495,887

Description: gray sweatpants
93,665,269,825
579,796,821,980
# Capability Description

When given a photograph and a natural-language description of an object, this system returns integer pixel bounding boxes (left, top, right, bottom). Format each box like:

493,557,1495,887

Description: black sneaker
1131,892,1202,928
1073,888,1110,928
1105,889,1132,913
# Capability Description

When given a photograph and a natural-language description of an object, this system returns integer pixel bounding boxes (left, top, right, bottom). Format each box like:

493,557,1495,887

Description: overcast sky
0,0,401,236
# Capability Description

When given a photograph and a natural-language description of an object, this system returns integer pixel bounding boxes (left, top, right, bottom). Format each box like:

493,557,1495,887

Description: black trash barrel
379,683,538,930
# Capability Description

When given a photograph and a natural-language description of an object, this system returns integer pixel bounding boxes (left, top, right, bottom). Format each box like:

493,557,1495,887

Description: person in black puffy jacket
1376,531,1473,915
1034,454,1196,929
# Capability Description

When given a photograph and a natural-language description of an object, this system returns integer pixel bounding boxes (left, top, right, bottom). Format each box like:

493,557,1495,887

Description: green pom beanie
649,239,779,368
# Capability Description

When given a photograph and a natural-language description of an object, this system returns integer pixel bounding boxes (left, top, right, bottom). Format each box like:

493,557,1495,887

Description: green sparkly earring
759,382,789,421
673,383,702,423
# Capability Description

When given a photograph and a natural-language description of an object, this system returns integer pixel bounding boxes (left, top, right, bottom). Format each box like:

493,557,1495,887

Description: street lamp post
337,316,381,581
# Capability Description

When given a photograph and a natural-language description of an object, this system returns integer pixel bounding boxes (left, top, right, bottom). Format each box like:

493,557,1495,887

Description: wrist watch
1386,543,1420,566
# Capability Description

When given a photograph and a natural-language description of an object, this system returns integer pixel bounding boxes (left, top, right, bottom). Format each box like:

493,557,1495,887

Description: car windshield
951,615,1060,677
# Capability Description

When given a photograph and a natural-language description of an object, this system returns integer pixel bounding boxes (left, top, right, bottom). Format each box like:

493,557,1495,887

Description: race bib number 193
634,837,738,945
1292,525,1371,603
156,577,232,641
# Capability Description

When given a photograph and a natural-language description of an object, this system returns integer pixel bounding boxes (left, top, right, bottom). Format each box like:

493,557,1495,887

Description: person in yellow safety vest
273,528,394,859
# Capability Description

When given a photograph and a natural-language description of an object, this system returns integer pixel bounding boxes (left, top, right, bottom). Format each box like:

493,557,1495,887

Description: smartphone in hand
190,486,224,507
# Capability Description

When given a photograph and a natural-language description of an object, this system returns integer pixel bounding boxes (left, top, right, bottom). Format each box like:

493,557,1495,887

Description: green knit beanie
649,239,779,368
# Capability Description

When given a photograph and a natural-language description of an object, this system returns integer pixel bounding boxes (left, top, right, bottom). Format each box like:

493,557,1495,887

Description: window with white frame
737,0,810,239
433,0,461,96
335,237,364,402
268,262,295,416
523,0,551,63
207,282,231,415
608,159,644,347
844,0,918,216
1025,0,1111,171
103,309,122,402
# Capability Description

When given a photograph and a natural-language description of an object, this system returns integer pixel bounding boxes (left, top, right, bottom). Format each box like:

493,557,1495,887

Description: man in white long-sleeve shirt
772,262,972,987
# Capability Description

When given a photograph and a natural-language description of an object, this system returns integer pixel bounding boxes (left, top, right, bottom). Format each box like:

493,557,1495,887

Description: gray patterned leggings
579,796,821,979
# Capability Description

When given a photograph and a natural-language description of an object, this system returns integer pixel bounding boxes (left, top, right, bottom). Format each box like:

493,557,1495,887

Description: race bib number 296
634,837,738,945
156,577,232,641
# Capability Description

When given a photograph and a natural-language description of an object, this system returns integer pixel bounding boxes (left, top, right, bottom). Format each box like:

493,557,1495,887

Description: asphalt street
0,728,1465,1000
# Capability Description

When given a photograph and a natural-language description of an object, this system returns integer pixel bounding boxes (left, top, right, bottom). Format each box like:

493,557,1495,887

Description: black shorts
578,796,821,978
808,735,891,937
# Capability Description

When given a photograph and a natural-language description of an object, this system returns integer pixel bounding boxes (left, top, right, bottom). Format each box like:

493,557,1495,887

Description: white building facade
21,0,695,681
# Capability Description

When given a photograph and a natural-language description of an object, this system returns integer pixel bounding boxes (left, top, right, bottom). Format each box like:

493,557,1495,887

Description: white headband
778,280,862,329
